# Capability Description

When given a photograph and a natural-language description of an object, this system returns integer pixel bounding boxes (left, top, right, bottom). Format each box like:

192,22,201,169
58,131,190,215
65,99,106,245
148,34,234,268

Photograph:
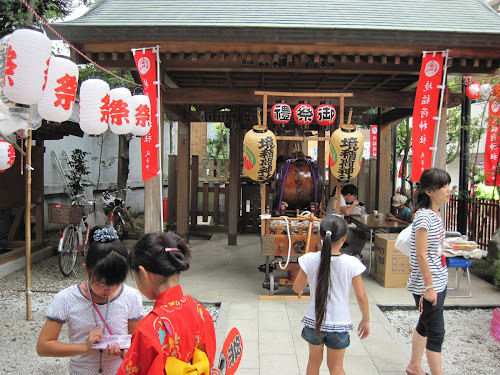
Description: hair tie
93,227,119,242
165,248,180,253
325,231,332,237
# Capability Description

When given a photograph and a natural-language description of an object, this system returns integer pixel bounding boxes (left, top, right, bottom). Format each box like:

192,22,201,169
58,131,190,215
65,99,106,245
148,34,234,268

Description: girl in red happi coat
117,231,219,375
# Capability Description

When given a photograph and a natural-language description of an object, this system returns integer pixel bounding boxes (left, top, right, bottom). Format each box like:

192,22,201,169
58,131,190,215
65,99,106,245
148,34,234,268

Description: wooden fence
445,196,500,250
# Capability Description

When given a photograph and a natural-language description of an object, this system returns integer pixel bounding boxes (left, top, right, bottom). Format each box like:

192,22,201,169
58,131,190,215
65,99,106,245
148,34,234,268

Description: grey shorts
301,326,350,350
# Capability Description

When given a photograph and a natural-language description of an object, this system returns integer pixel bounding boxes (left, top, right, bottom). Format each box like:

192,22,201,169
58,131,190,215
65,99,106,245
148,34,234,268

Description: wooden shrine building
48,0,500,244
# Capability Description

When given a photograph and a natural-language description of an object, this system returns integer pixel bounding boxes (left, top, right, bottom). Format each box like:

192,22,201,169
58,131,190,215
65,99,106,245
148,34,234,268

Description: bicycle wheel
58,225,78,277
113,209,128,240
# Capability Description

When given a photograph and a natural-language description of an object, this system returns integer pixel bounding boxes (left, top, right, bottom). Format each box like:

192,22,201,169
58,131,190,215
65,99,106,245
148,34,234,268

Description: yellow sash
165,347,210,375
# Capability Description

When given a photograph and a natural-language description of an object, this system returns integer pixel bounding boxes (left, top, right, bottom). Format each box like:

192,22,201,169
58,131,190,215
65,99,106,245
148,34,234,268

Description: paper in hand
92,334,132,350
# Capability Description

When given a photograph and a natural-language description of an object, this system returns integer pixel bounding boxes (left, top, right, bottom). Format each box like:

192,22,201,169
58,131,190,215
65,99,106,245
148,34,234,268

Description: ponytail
314,215,347,335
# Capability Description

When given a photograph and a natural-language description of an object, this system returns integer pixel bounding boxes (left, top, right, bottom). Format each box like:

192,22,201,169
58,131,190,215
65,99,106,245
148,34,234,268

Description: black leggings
412,289,446,352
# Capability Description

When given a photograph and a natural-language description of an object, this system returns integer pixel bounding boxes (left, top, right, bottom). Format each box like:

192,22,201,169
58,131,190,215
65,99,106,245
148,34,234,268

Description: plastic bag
395,224,412,256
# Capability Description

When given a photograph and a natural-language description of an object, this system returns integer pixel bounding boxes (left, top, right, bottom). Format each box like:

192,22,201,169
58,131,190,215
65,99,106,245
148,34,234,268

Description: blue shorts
301,326,350,350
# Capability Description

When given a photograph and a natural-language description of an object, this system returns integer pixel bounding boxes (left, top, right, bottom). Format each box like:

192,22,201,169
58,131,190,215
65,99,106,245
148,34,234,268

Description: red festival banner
133,48,159,181
411,52,445,182
370,125,377,158
485,99,500,186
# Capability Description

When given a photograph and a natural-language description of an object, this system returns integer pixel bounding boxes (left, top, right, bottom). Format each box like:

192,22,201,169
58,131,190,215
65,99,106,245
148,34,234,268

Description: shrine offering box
373,233,412,288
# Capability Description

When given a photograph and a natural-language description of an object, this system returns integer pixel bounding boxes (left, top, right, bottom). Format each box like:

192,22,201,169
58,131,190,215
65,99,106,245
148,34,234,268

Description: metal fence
445,196,500,250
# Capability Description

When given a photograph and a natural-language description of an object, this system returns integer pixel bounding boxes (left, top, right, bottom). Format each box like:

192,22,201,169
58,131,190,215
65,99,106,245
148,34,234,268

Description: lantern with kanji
38,56,79,123
466,82,481,99
2,27,52,105
271,101,291,126
79,79,110,135
109,87,134,134
293,102,314,128
243,125,277,182
329,124,364,181
315,102,336,126
130,94,151,136
0,139,15,172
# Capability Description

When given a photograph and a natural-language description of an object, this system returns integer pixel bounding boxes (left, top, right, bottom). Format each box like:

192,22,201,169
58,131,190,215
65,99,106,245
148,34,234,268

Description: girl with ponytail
294,215,370,374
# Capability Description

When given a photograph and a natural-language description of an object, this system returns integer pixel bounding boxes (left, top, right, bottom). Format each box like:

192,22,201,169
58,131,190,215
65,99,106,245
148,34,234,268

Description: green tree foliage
207,122,229,160
0,0,94,38
78,63,135,91
66,148,92,197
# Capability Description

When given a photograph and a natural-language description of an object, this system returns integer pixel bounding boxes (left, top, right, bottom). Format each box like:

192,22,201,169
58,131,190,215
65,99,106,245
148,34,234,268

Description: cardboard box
373,233,412,288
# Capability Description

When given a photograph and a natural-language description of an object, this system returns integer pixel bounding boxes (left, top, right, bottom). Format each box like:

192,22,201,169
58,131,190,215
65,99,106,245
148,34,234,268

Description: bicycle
48,194,104,277
102,188,136,240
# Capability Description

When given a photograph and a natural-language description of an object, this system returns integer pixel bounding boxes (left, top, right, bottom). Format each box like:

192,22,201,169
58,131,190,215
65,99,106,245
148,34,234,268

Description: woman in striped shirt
406,168,451,375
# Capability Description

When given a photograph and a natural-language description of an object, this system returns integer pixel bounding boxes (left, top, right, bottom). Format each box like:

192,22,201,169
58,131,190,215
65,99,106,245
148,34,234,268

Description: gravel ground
0,243,218,375
384,308,500,375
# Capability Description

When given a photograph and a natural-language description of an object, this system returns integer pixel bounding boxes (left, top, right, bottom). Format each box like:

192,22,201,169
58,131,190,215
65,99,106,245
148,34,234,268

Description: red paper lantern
0,139,15,172
2,28,52,105
293,102,314,127
271,101,291,125
38,56,79,122
130,94,151,137
315,103,337,126
466,82,481,99
79,79,110,135
109,87,134,135
492,83,500,98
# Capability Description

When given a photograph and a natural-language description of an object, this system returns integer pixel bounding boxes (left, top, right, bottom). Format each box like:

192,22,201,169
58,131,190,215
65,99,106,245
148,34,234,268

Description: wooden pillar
167,155,177,231
177,120,190,239
434,99,448,171
317,128,326,207
376,109,392,214
228,120,241,245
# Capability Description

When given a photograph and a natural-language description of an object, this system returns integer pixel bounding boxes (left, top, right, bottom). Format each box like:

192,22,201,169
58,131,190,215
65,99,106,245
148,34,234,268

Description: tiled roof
61,0,500,33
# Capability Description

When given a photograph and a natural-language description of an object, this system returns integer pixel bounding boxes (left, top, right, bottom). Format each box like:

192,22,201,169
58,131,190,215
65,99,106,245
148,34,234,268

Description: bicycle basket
48,204,84,225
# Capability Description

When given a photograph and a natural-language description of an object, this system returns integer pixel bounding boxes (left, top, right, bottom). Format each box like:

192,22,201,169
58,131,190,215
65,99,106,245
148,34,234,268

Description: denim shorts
301,326,350,350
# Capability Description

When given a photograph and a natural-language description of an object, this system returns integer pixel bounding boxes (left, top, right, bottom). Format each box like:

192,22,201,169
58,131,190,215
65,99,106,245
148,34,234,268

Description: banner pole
432,49,449,167
154,46,164,231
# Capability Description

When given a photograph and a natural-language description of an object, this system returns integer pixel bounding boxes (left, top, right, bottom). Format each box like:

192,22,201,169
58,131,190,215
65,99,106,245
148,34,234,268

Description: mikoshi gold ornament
243,124,277,182
329,124,364,181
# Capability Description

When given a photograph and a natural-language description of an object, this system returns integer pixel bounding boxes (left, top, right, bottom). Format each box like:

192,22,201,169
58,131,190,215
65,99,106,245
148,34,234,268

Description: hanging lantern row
79,80,152,136
466,82,500,100
271,101,337,127
2,28,79,124
0,139,15,172
1,27,151,138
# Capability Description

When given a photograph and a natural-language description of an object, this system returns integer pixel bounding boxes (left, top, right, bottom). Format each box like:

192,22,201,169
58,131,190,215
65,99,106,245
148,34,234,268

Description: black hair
414,168,451,211
129,231,191,278
341,184,358,196
86,226,128,286
315,215,348,336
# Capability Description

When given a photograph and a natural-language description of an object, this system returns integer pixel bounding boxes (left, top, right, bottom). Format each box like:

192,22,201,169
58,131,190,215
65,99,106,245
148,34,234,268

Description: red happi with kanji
411,53,444,182
485,99,500,186
133,49,159,181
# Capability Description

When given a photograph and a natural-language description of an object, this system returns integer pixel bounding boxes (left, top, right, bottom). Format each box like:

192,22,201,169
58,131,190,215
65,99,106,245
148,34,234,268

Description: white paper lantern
0,139,15,171
38,56,79,122
130,95,151,136
2,28,52,105
480,83,493,100
79,79,110,135
108,87,133,134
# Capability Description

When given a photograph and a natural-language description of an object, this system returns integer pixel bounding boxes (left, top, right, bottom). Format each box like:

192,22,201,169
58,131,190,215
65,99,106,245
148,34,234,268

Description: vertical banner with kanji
133,48,159,181
411,52,445,182
485,99,500,186
370,125,378,158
